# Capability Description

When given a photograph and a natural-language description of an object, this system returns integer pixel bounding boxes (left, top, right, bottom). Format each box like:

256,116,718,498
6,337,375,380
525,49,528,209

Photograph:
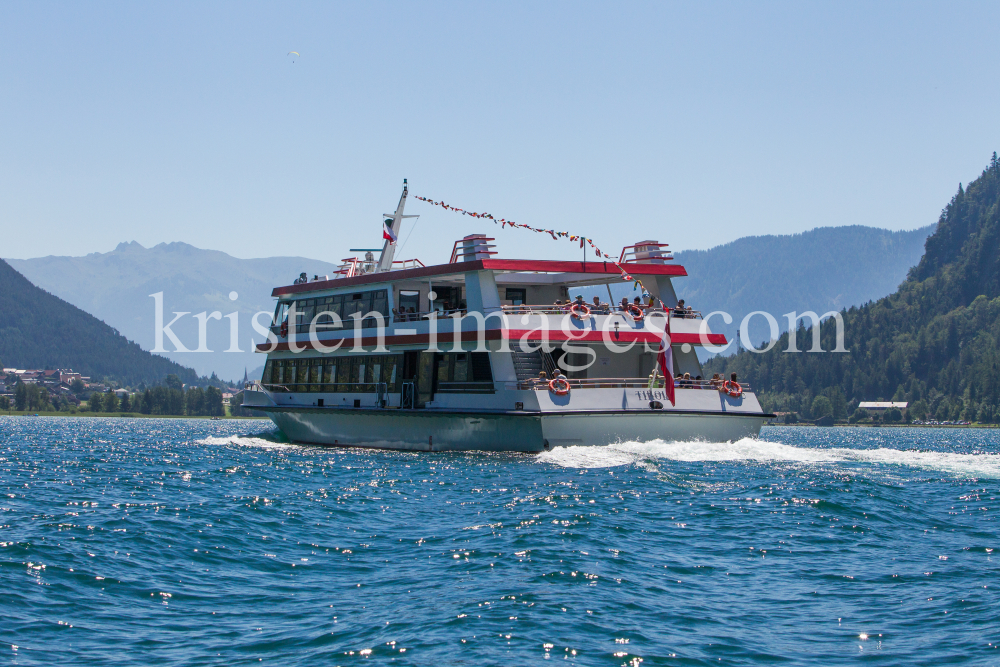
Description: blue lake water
1,417,999,665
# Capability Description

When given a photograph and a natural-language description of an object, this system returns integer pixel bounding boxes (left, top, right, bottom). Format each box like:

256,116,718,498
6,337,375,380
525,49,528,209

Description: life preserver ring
548,377,571,396
628,304,644,321
279,319,289,338
723,380,742,398
570,303,591,319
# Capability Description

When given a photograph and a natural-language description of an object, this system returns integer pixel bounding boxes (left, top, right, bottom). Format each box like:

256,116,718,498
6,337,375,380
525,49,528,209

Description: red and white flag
657,313,675,406
382,219,397,244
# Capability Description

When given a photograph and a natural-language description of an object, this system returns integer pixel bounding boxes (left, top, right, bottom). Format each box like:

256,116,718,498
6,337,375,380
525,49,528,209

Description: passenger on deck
535,371,548,387
710,373,723,389
407,307,417,321
619,297,630,312
695,375,703,388
682,372,692,387
591,296,605,314
674,373,682,388
673,299,686,318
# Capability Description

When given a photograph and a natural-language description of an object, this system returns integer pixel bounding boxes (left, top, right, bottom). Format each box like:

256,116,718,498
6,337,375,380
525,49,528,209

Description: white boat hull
254,405,767,452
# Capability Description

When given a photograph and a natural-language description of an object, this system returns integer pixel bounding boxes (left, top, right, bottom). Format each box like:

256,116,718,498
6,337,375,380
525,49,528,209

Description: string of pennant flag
412,195,649,296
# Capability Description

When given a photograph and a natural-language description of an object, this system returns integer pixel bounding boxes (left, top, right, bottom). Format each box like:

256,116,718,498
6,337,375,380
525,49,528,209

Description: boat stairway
511,349,557,381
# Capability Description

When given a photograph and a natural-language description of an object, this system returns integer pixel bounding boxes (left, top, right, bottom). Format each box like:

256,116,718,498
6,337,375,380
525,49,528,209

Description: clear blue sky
2,1,998,263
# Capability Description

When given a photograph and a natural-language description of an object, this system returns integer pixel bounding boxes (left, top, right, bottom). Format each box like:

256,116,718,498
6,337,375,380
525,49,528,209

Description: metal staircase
511,349,557,381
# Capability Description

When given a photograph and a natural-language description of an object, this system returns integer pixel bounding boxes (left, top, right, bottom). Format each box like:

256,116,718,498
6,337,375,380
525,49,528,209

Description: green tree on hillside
88,392,103,412
105,390,120,412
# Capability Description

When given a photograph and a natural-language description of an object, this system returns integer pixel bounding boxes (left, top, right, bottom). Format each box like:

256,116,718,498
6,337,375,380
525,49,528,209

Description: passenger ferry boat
242,181,771,451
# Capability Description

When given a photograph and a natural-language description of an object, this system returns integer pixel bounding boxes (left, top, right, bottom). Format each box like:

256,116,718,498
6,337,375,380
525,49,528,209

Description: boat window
431,285,462,312
372,290,388,320
398,290,420,314
453,354,469,382
336,361,351,391
273,302,290,326
505,288,526,306
263,354,404,392
287,289,389,332
470,352,493,382
308,360,322,392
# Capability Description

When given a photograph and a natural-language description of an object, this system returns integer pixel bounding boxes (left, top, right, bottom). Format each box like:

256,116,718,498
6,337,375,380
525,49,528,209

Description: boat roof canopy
272,259,687,297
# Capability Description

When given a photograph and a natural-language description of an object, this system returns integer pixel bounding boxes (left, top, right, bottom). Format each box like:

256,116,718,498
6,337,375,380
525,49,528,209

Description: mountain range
6,225,932,381
0,259,198,386
7,242,341,382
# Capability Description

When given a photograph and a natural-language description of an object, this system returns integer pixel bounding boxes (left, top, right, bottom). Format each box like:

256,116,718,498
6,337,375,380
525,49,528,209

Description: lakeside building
858,401,908,415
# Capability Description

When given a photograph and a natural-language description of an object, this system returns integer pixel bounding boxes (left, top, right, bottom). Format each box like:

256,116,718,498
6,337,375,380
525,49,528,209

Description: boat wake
195,432,296,450
537,438,1000,478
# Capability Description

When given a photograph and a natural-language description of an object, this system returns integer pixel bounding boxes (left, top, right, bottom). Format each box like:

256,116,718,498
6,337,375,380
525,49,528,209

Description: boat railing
499,304,702,319
390,258,426,270
263,381,393,394
505,378,750,391
392,308,468,322
401,381,415,408
619,241,673,264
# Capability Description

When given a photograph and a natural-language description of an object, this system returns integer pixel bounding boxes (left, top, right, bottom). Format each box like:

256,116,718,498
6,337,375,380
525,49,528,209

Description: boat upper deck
272,257,687,297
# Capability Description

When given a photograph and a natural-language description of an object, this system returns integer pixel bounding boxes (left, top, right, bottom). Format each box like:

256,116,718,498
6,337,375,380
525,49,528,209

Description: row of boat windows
261,352,493,393
274,290,389,332
263,354,399,392
274,287,529,331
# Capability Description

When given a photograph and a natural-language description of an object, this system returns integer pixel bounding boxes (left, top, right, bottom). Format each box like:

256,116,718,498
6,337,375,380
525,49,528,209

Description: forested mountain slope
0,259,198,386
706,154,1000,422
7,242,341,381
583,224,932,348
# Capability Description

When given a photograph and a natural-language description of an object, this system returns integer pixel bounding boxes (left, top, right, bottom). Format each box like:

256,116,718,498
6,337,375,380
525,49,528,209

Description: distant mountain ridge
584,224,933,350
0,259,198,386
8,226,932,380
7,242,342,382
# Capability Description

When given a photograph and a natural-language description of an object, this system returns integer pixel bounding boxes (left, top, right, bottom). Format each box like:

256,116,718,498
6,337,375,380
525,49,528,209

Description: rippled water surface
2,418,999,665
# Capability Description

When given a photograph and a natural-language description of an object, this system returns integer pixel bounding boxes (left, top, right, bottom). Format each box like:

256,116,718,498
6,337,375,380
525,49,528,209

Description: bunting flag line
413,195,649,296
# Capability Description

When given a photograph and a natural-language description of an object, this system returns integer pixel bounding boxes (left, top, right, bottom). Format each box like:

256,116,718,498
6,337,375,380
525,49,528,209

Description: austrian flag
382,219,397,245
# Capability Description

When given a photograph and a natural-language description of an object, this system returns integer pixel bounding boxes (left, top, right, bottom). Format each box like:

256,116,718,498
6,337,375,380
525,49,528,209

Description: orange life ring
628,304,644,321
548,377,571,396
723,380,742,398
279,319,289,338
570,303,591,319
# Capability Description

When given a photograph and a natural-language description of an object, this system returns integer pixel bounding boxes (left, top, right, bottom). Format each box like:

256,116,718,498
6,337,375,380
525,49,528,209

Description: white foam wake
537,438,1000,478
195,435,296,450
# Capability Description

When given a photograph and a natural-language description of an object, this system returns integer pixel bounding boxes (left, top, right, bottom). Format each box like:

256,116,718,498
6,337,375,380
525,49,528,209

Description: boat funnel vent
449,234,497,263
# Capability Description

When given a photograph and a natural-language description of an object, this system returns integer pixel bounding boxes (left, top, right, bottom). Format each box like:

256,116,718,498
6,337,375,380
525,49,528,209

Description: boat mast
376,179,418,273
